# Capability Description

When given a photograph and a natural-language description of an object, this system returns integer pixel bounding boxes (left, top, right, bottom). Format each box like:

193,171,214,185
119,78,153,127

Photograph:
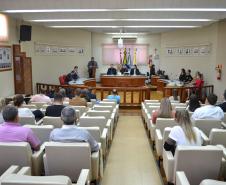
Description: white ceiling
1,0,226,33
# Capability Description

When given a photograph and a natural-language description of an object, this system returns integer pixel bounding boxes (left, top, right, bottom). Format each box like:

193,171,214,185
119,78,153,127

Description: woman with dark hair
14,94,44,120
179,68,186,82
187,94,201,112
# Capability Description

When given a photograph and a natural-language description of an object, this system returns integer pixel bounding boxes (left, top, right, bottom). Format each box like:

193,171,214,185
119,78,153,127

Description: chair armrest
17,167,31,175
36,118,43,125
155,129,163,157
200,130,209,145
0,166,20,179
221,122,226,128
91,150,100,181
217,145,226,159
150,121,156,141
31,144,45,176
163,149,175,183
101,128,108,156
77,169,90,185
87,102,92,108
176,171,190,185
106,119,113,141
147,113,151,129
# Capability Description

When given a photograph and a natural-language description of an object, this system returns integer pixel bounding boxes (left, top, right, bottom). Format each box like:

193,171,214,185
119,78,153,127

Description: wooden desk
151,76,160,86
100,75,146,87
68,78,96,88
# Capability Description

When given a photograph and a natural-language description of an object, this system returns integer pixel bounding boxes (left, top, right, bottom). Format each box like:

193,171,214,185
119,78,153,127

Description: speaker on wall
20,25,32,42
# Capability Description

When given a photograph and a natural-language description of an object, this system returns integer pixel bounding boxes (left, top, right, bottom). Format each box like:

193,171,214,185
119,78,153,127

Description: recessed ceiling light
3,8,226,13
28,18,214,22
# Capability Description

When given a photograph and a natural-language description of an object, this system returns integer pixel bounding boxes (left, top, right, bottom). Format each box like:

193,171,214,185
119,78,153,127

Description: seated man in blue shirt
107,89,120,104
107,64,117,75
49,107,99,152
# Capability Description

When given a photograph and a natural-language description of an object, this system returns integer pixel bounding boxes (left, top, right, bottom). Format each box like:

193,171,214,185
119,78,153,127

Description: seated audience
30,89,51,104
14,94,35,117
69,88,87,106
185,69,193,83
120,64,128,74
0,105,41,151
152,98,175,124
107,64,117,75
86,87,96,100
130,65,141,75
107,89,120,104
49,107,99,152
179,68,186,82
65,88,74,99
59,88,69,102
164,110,202,155
65,66,79,82
186,94,201,112
169,89,180,103
191,93,224,121
14,94,44,120
0,98,6,124
45,93,65,117
217,89,226,112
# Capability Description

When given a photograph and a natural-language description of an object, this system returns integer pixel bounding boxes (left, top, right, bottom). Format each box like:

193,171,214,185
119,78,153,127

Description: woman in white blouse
164,109,202,155
13,94,35,117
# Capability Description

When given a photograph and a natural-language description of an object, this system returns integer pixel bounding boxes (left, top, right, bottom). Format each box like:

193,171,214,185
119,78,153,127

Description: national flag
133,48,137,65
127,48,132,66
123,48,127,64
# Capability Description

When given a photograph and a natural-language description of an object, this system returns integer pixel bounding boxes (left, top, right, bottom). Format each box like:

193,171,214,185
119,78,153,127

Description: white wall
215,20,226,98
2,15,226,98
0,16,18,97
91,32,161,81
21,25,92,91
160,23,218,85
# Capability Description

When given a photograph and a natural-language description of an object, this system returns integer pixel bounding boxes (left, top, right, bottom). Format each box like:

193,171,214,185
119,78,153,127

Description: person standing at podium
130,65,141,75
107,64,117,75
87,57,98,78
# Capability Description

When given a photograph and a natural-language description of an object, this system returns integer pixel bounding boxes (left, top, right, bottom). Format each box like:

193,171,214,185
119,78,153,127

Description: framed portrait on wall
0,45,12,72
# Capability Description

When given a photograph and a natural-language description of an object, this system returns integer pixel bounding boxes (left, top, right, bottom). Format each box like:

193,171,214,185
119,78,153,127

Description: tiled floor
101,116,163,185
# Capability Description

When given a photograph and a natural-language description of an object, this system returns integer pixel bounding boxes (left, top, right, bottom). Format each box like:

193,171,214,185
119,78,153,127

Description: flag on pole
133,48,137,65
127,48,132,67
123,48,127,65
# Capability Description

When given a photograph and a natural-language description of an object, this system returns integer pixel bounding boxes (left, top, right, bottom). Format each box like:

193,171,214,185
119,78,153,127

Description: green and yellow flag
133,48,137,65
123,48,127,64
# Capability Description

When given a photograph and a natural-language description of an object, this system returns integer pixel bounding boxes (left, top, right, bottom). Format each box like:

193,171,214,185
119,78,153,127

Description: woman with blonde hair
164,110,202,155
152,98,175,124
0,98,6,124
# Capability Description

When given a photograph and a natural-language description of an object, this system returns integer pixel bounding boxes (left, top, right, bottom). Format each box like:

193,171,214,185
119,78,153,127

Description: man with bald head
49,107,99,152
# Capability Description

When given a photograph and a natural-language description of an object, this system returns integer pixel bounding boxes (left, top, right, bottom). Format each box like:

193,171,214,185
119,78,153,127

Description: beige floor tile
101,116,163,185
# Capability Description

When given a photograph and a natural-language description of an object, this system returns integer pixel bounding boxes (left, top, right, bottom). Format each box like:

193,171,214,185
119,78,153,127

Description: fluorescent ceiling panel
3,8,226,13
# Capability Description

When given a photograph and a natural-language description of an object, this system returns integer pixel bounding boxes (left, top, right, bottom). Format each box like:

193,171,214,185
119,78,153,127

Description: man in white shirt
191,93,224,121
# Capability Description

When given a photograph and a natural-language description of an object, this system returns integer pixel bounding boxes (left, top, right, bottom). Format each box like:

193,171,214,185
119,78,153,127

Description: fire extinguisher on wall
215,64,222,80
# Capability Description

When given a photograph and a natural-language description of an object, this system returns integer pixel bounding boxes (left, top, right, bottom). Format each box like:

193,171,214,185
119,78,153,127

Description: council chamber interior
0,0,226,185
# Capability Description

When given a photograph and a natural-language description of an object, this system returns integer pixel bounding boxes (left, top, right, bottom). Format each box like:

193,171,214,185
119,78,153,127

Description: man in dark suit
66,66,79,82
107,64,117,75
130,65,141,75
217,89,226,112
